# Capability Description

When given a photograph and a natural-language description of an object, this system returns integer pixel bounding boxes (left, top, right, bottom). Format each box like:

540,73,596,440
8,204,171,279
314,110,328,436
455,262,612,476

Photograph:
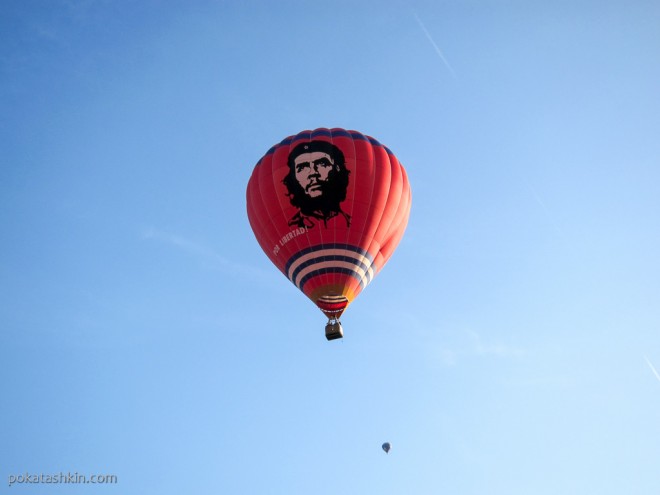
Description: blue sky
2,1,659,493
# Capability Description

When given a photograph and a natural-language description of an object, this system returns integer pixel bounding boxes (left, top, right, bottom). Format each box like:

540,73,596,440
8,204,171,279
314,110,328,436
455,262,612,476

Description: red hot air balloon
246,128,411,340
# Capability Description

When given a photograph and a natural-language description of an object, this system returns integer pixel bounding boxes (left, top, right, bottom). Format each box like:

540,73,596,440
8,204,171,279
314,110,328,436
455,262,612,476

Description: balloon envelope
382,442,391,454
246,128,411,323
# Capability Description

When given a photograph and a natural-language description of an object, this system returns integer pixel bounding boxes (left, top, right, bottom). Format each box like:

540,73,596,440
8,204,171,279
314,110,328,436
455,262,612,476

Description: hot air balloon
382,442,391,454
246,128,411,340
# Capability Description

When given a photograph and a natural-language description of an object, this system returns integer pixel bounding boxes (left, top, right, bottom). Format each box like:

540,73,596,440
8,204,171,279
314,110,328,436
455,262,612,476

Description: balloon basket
325,319,344,341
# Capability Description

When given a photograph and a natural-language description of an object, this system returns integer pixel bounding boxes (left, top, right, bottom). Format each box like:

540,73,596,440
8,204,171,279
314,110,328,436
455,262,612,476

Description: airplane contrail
141,227,272,282
526,182,566,239
413,13,457,80
644,355,660,384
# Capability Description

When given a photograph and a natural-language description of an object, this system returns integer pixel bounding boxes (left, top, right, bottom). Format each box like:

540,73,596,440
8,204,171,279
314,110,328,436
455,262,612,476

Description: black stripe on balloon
290,255,373,288
298,267,373,292
311,129,333,138
284,244,374,276
318,294,348,302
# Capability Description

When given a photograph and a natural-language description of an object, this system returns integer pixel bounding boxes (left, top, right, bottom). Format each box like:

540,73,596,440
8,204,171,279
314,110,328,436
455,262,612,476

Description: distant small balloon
382,442,391,454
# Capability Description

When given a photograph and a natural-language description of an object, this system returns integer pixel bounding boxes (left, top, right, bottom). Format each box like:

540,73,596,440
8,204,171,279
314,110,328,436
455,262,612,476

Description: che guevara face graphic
294,150,334,198
283,140,351,229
